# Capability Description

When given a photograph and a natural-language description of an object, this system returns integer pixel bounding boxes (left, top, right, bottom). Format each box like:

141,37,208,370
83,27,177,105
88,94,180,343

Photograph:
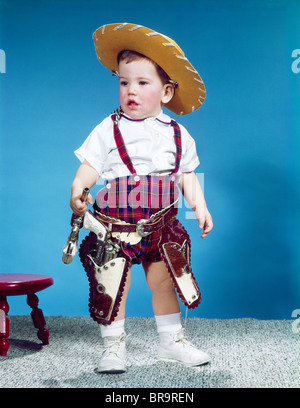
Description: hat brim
93,23,206,115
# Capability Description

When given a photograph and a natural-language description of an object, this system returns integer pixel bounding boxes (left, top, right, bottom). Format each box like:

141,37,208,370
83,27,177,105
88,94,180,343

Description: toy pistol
62,187,90,264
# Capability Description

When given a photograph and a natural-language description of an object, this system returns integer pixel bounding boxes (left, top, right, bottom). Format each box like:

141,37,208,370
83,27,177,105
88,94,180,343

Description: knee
147,274,174,295
143,261,175,295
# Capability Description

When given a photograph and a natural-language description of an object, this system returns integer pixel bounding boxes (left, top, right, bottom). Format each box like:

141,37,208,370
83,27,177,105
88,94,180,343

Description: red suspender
111,114,182,175
112,115,137,175
170,120,182,175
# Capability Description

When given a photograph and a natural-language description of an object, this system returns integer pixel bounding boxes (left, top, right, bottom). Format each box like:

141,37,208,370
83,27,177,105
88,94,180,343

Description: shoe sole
157,355,210,367
95,367,126,374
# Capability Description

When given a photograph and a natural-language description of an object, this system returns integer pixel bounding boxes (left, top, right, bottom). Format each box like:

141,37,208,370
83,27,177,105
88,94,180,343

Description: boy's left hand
195,207,213,238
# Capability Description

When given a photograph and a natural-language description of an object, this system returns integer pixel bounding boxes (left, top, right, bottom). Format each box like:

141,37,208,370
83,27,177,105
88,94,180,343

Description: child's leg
99,268,130,337
143,260,210,366
113,267,131,322
96,269,131,374
143,260,180,316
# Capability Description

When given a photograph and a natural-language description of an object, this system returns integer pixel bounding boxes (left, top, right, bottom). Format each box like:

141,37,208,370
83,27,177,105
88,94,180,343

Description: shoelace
173,329,196,349
103,333,127,357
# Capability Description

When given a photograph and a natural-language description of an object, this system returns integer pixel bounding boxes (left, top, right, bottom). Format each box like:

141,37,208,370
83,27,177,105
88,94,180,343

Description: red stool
0,273,54,356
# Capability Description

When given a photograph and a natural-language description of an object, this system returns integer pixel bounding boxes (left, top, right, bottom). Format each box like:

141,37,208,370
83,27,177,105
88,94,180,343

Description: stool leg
0,296,10,356
27,294,49,345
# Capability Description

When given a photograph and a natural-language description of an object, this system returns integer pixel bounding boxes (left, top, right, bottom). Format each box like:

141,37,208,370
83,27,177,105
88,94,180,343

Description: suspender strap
170,120,182,175
111,114,137,175
111,114,182,175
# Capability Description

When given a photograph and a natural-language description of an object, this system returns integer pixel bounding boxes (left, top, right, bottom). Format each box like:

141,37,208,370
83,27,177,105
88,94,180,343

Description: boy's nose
128,84,137,95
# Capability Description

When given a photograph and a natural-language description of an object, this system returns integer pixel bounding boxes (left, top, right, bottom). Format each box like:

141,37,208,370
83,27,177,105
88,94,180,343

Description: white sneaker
96,333,126,374
158,328,210,366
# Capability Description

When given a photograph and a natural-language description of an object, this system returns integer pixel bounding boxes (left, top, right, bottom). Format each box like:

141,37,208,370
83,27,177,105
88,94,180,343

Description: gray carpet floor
0,316,299,388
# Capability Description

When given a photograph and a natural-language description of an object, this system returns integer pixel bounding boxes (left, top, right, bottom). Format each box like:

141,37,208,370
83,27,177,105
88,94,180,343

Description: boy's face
118,58,173,120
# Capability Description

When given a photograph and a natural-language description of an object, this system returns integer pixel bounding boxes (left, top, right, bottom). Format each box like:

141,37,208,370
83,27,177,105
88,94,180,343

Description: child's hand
69,161,99,215
195,207,213,239
70,189,93,216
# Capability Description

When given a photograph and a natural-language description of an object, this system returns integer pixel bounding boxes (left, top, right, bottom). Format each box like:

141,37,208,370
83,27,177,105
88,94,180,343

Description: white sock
100,319,125,338
155,313,182,333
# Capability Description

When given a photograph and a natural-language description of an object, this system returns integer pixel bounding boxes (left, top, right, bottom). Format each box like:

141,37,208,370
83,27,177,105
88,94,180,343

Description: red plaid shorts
120,229,163,265
94,175,179,265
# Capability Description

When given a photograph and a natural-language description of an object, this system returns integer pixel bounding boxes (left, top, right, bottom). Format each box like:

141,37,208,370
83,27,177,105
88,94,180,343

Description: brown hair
117,50,171,86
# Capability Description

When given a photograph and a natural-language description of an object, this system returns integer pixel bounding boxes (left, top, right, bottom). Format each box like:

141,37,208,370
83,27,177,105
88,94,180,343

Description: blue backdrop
1,0,299,319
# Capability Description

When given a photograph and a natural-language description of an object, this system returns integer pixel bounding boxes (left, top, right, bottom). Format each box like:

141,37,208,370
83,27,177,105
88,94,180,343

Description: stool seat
0,274,53,296
0,273,54,356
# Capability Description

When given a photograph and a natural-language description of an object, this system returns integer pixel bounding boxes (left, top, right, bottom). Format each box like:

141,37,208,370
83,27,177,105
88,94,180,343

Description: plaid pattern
170,120,182,175
95,174,179,222
122,229,162,265
94,186,167,264
94,114,182,264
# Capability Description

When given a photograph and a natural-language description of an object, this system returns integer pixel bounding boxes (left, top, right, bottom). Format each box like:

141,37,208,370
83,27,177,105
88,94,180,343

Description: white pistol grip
83,210,107,242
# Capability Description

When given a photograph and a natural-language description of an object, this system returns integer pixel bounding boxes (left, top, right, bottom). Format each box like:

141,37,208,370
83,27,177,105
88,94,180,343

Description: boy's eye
120,81,128,86
139,81,148,85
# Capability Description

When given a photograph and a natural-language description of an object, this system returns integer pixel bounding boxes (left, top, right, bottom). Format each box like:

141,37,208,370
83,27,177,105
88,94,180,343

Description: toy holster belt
79,207,201,325
93,202,178,237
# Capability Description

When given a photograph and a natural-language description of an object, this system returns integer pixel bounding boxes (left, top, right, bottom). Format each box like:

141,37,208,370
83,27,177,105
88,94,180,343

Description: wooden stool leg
0,296,10,356
27,294,49,345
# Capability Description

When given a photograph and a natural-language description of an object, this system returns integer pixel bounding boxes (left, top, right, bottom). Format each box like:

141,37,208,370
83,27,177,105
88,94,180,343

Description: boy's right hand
69,161,99,216
70,189,93,216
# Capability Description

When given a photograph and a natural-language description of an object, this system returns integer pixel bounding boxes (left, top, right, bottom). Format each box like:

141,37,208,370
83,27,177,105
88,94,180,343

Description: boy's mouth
127,99,139,108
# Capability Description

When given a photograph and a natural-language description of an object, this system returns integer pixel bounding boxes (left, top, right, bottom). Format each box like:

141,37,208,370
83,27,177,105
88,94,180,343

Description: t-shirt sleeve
179,124,200,173
74,117,112,176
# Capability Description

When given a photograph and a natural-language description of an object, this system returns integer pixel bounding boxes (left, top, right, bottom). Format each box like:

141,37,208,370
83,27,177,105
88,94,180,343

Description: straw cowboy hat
92,22,206,115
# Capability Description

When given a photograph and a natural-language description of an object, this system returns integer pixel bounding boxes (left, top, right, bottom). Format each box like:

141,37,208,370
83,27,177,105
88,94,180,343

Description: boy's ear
162,84,175,104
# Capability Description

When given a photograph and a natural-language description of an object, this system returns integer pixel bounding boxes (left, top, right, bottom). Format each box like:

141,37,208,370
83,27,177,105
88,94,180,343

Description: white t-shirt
74,110,200,181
